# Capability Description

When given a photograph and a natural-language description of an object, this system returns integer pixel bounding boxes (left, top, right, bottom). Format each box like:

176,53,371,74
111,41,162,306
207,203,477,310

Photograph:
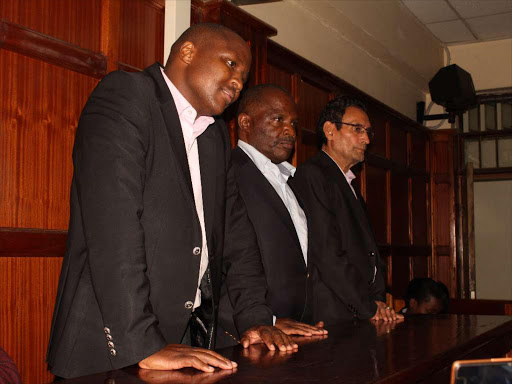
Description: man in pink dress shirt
47,23,298,379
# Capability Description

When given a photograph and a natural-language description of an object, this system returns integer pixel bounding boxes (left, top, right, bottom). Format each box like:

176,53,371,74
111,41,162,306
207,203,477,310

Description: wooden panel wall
0,1,164,382
431,130,457,297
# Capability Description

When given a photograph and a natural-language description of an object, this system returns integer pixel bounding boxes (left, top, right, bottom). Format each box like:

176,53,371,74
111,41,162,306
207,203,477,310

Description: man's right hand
138,344,237,373
275,318,328,336
240,325,299,352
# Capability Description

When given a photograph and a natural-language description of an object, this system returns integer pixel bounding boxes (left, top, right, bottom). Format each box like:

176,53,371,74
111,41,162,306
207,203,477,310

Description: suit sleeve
221,139,273,335
294,165,378,319
359,199,386,303
73,72,167,368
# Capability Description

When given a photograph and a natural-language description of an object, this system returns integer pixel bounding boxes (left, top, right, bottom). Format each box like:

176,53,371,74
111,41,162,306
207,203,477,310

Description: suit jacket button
110,348,117,356
106,334,113,341
108,341,115,348
104,327,111,334
185,301,194,309
193,247,201,256
306,272,310,278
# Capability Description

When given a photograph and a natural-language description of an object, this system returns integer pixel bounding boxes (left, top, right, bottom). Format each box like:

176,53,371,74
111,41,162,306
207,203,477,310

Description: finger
240,335,254,349
191,351,237,370
263,328,290,351
286,326,314,336
315,322,328,334
302,323,328,335
192,348,237,369
286,323,323,336
277,332,299,351
179,356,215,373
259,328,279,351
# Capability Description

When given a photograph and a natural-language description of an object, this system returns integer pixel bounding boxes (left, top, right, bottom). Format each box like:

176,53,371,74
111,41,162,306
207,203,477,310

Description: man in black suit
293,95,403,325
47,24,297,379
217,85,327,348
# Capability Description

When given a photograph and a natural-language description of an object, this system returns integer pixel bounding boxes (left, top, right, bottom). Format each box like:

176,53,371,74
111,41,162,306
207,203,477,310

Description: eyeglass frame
330,120,374,140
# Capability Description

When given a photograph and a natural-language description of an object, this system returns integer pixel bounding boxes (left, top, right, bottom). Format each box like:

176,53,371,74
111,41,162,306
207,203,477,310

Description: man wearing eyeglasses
293,95,403,325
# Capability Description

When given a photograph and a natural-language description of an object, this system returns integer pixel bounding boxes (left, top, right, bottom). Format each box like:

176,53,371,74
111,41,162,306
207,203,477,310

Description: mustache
277,137,296,145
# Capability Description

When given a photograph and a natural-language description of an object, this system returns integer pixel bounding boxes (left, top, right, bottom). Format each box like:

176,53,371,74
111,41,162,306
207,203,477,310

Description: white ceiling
401,0,512,45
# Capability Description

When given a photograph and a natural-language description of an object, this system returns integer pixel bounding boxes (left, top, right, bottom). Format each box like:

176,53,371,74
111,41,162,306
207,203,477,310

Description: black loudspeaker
428,64,476,112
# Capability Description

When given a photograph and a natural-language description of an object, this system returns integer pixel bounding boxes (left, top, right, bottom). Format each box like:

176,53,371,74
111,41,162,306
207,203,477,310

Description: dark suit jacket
293,151,385,325
46,63,272,378
217,147,312,347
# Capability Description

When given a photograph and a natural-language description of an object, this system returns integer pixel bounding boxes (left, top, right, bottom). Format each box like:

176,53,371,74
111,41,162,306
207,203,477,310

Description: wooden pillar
430,129,457,298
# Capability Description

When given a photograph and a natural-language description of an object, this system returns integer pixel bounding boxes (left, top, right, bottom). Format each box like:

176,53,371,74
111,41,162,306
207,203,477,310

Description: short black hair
167,23,242,65
317,94,367,148
237,84,293,119
405,278,449,313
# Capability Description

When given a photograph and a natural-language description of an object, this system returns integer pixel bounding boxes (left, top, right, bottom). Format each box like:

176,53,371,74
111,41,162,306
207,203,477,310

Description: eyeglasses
331,121,374,140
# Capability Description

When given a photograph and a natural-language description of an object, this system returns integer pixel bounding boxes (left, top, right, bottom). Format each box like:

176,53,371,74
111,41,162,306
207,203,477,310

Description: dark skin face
238,89,298,164
322,106,371,172
409,297,443,314
165,31,251,117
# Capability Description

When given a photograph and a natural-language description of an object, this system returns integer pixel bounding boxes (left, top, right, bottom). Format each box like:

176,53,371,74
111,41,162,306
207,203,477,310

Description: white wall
163,0,191,65
474,180,512,300
449,39,512,92
240,0,444,120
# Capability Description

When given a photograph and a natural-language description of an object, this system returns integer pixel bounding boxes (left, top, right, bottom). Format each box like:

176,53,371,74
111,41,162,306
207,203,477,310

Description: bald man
217,85,327,348
47,24,295,379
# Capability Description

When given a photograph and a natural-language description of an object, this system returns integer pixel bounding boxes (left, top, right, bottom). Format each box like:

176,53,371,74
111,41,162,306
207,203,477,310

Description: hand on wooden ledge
371,301,404,322
240,325,299,351
275,318,328,336
138,344,237,373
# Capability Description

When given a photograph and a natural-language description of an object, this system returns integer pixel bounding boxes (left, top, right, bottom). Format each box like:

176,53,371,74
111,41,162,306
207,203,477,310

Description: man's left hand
240,325,298,351
275,318,328,336
371,301,404,322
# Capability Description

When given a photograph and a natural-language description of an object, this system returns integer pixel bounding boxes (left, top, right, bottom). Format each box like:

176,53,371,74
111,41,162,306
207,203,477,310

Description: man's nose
231,72,244,93
361,131,370,144
284,122,296,137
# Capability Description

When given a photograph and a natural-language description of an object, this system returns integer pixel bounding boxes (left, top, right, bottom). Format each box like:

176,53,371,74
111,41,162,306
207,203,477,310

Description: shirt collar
238,140,296,182
160,67,214,140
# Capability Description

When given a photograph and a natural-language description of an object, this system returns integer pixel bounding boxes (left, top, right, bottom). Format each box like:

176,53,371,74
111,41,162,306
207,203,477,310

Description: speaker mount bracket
417,101,456,125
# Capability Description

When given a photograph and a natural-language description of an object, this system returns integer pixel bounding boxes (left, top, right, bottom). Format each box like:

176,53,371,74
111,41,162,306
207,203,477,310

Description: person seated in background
0,347,21,384
399,278,449,315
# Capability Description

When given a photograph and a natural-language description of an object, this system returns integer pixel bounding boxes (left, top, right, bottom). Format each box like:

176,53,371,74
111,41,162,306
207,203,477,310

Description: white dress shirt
238,140,308,264
161,67,214,309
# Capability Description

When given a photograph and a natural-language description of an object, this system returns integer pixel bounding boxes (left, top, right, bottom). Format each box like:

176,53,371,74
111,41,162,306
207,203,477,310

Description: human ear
179,41,195,64
237,113,252,137
323,121,335,140
409,298,418,312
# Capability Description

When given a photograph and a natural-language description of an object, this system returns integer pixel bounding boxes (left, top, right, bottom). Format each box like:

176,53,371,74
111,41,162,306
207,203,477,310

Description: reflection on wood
56,315,512,384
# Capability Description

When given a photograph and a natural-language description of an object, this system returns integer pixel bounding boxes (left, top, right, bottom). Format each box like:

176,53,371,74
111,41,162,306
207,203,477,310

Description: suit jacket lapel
198,127,217,244
145,63,194,198
319,151,376,247
233,147,303,257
